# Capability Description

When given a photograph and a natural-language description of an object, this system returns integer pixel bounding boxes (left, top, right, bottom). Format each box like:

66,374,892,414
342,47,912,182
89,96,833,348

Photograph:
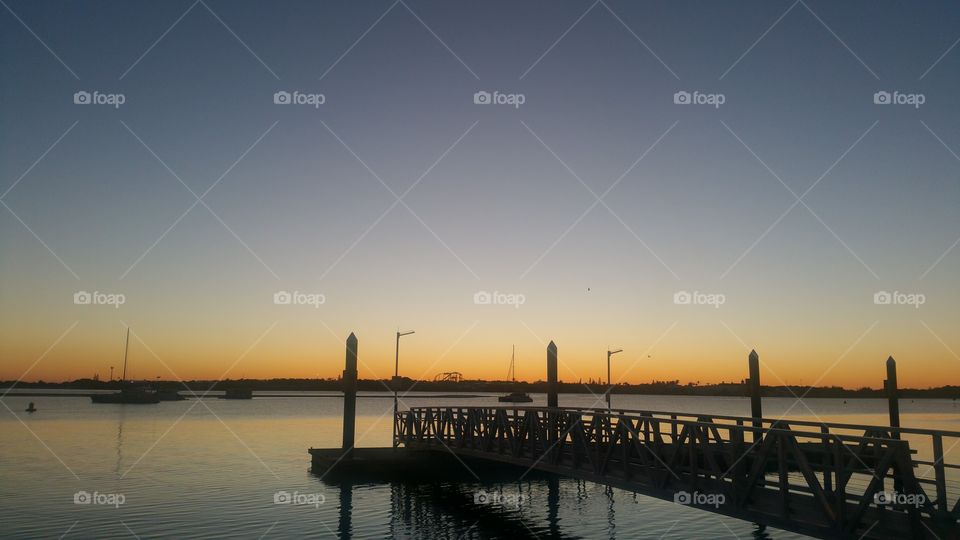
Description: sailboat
91,328,160,404
498,345,532,403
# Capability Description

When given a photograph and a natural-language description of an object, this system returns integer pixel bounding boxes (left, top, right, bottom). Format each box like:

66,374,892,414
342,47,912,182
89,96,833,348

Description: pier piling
547,341,558,408
885,356,900,432
342,332,358,457
748,349,762,440
547,341,558,448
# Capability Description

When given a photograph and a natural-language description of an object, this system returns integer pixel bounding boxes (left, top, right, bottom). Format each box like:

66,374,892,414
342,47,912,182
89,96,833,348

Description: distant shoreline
3,379,960,399
0,391,490,399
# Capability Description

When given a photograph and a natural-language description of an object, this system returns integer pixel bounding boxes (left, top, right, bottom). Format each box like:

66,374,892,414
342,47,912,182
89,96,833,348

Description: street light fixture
393,329,415,447
606,348,623,410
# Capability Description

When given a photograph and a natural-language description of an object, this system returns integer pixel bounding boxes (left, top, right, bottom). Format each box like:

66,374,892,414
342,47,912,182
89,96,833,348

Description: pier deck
311,336,959,539
382,405,960,540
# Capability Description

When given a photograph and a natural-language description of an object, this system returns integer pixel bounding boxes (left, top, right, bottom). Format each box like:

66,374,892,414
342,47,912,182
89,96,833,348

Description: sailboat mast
511,345,515,382
121,327,130,383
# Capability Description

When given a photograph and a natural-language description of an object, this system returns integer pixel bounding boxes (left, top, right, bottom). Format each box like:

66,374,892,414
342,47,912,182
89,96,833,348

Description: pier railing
396,406,960,539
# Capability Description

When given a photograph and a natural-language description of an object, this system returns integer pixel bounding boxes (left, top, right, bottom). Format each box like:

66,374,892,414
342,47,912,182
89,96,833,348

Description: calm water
3,392,960,539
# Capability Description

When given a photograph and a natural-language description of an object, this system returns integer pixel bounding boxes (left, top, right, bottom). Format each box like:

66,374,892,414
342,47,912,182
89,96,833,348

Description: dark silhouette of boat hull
498,392,533,403
90,389,160,404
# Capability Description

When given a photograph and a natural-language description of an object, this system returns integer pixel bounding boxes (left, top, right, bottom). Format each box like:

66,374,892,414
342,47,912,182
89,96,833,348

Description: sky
1,0,960,389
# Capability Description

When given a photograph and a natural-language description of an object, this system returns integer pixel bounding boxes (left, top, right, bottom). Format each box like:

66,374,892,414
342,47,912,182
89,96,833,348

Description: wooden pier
310,335,960,539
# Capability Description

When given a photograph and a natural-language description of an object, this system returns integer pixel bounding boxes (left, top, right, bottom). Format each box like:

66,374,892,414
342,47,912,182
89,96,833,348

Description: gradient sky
2,1,960,388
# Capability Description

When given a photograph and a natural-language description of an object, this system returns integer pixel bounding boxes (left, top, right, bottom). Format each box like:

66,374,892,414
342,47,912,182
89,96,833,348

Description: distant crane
433,372,463,383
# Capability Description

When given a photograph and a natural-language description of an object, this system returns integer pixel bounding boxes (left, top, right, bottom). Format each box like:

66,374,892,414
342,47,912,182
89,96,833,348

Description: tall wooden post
885,356,900,432
749,350,762,441
547,341,558,408
547,341,559,452
342,332,358,457
885,356,903,495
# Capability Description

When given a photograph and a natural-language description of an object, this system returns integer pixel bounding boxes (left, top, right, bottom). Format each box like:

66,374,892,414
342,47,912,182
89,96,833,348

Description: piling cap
347,332,357,342
887,356,896,365
749,349,759,361
547,340,557,350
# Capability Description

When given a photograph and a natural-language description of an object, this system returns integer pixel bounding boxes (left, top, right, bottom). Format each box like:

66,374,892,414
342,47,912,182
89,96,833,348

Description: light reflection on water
2,392,959,538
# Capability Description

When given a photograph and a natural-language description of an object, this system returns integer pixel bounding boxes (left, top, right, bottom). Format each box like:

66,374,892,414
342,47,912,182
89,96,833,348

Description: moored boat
90,327,160,404
498,391,533,403
498,346,533,403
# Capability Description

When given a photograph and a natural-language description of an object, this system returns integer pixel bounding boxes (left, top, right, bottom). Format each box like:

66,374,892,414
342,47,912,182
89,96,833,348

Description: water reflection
547,476,561,537
317,473,780,539
338,481,352,539
753,524,772,539
114,408,126,477
320,475,570,539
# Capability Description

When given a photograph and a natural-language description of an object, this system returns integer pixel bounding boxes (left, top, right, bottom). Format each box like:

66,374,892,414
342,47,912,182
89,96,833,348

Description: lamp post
393,330,415,447
606,349,623,410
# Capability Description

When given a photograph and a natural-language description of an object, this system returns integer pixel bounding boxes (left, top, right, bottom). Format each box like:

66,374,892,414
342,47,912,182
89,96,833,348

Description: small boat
498,346,533,403
25,402,37,413
498,391,533,403
220,388,253,399
91,327,160,405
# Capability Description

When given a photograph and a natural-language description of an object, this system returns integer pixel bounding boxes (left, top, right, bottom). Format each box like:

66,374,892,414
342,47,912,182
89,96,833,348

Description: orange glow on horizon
3,321,958,390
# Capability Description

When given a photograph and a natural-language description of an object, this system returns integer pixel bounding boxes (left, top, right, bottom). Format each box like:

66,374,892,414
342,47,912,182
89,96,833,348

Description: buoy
25,402,37,413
